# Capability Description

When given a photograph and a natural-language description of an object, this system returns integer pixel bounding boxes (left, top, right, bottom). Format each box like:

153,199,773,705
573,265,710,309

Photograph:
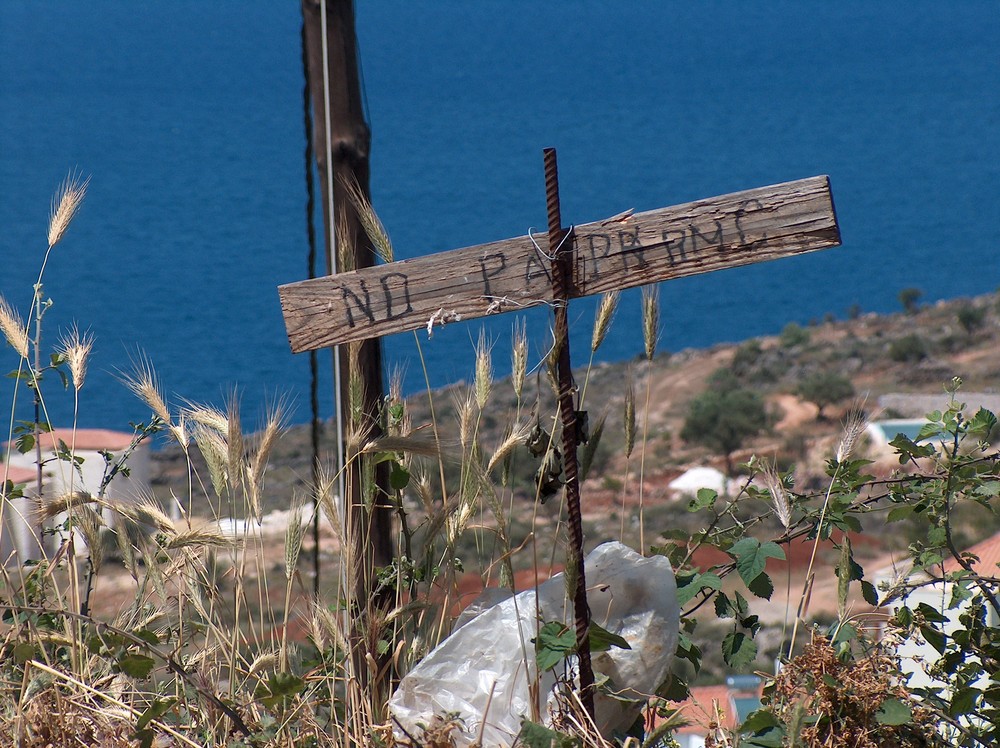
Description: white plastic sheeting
390,542,679,746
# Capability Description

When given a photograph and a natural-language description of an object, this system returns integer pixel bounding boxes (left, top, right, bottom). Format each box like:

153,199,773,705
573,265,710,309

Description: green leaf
675,633,702,670
12,642,35,664
657,673,690,702
747,572,774,600
875,698,911,725
722,631,757,669
688,487,718,511
116,653,155,679
886,505,914,523
534,621,576,672
858,580,878,606
920,624,946,655
389,463,410,491
714,591,734,619
949,687,979,717
15,433,34,454
676,571,723,606
740,709,780,733
730,538,785,588
134,628,160,646
518,720,579,748
588,622,630,652
255,672,305,710
743,727,785,748
135,697,177,731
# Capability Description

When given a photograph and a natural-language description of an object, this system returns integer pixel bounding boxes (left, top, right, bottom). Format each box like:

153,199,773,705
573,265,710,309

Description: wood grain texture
279,175,840,352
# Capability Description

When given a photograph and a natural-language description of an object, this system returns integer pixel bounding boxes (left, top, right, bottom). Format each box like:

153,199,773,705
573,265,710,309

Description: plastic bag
389,542,678,746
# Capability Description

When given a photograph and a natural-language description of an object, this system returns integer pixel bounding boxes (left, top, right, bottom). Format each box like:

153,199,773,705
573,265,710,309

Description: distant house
668,675,763,748
668,466,730,499
0,463,39,565
2,428,150,563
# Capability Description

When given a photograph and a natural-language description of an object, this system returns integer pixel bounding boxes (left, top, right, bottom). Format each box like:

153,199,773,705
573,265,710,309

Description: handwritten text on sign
279,175,840,352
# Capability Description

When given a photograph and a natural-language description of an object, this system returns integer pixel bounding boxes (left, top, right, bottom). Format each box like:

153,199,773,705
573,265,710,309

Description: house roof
944,530,1000,575
671,680,763,735
4,428,136,453
1,463,37,485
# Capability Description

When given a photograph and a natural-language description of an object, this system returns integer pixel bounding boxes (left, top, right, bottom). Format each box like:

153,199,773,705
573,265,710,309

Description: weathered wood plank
279,175,840,352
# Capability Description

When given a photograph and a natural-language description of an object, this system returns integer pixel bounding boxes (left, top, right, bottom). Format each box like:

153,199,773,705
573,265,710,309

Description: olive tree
681,368,767,475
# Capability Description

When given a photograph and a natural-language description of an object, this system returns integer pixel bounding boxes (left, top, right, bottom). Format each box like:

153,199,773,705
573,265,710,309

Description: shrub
889,333,928,362
957,303,986,334
779,322,810,348
731,339,763,378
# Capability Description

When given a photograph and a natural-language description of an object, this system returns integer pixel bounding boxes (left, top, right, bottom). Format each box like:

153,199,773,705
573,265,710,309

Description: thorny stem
942,422,1000,616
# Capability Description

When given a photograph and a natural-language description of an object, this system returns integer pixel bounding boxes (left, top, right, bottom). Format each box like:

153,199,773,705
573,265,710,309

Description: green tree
681,368,767,475
796,371,855,420
898,287,923,314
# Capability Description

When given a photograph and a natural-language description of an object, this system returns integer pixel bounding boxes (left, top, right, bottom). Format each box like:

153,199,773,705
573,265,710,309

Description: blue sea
1,2,998,431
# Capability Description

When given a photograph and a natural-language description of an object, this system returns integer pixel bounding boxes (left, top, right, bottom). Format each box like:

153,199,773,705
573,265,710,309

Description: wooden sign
279,175,840,352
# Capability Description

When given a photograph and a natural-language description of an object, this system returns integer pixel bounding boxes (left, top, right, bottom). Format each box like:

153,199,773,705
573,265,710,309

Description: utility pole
300,0,394,691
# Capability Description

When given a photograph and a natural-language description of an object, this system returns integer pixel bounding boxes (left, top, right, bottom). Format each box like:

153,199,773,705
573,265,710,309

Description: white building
2,428,150,563
878,531,1000,691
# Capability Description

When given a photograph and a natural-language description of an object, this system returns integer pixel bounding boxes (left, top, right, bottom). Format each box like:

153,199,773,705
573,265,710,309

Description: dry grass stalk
761,461,792,529
837,399,873,463
247,398,287,519
36,491,98,522
486,421,531,474
74,506,105,573
591,290,620,353
57,326,94,392
0,295,29,358
624,370,636,458
226,394,245,497
47,172,90,248
184,404,229,434
119,497,175,535
339,174,393,263
120,353,171,424
474,328,493,409
360,434,441,458
512,317,528,399
284,495,305,580
456,390,475,449
190,421,229,498
314,462,344,546
642,285,659,361
163,525,235,551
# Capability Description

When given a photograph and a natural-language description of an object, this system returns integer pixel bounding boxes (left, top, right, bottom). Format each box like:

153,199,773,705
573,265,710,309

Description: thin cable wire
319,0,347,523
300,13,323,599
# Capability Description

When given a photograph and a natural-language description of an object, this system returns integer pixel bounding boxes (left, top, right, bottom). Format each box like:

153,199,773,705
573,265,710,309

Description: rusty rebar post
543,147,595,718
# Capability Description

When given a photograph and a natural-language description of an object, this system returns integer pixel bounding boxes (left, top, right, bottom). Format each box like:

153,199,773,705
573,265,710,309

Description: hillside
151,288,1000,524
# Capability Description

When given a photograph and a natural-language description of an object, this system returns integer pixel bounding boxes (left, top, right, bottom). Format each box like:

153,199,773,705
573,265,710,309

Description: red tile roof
944,531,1000,575
671,682,762,734
4,428,136,453
1,463,37,485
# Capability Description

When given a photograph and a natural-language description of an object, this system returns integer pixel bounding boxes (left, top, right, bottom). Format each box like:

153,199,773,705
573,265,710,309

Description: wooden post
300,0,394,691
